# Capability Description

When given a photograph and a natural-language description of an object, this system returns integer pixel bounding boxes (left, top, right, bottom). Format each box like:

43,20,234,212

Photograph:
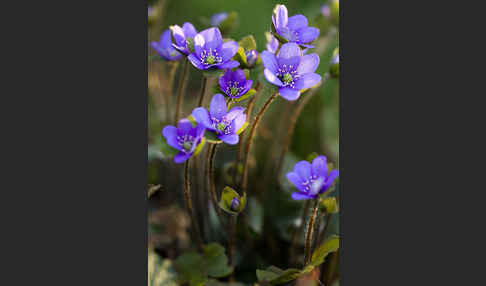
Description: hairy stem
184,159,204,250
276,74,330,177
228,215,237,266
240,92,278,191
206,144,226,229
290,200,311,265
232,82,261,185
304,199,320,266
175,59,190,123
197,76,208,107
165,61,179,122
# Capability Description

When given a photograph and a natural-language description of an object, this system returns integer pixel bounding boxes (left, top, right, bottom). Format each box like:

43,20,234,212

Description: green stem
175,59,190,124
184,159,204,250
240,92,279,192
304,199,320,266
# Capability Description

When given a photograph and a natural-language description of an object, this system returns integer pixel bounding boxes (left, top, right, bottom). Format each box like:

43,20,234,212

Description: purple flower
321,5,331,17
211,12,228,26
266,32,279,54
286,155,339,200
219,69,253,99
261,42,321,101
187,27,239,70
170,22,198,55
162,119,206,163
272,4,319,48
151,30,183,61
192,94,246,145
245,49,258,67
331,53,339,65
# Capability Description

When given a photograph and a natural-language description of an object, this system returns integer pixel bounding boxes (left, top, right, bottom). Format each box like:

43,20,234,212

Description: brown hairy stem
175,59,190,123
304,199,320,266
240,92,279,192
184,159,204,250
197,76,208,107
276,74,331,178
290,199,311,265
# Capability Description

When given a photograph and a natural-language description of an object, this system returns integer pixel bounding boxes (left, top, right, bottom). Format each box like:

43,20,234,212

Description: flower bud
230,197,240,212
211,12,228,26
245,49,258,68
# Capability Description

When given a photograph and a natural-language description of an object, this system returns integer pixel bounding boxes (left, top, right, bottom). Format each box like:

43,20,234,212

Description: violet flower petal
294,73,321,90
287,14,308,30
182,22,197,38
174,152,191,163
200,27,222,50
162,126,180,150
291,192,316,200
220,41,238,61
296,54,320,75
192,107,213,129
261,51,279,74
209,94,227,120
187,53,205,70
277,43,302,68
294,161,312,181
311,156,328,178
296,26,319,43
220,134,239,145
217,60,239,69
279,87,300,101
264,69,284,86
273,4,288,30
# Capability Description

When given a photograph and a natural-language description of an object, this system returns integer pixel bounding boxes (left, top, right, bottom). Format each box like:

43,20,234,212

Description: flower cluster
261,42,321,100
286,155,339,200
272,4,319,48
192,94,246,145
162,119,205,163
219,69,253,99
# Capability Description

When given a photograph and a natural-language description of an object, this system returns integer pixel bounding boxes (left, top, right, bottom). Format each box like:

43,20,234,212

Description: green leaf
238,35,257,51
160,135,179,157
234,46,247,66
203,243,234,278
256,266,301,285
174,252,207,286
203,69,225,78
219,186,246,215
320,197,339,214
303,235,339,273
193,137,206,157
233,88,256,103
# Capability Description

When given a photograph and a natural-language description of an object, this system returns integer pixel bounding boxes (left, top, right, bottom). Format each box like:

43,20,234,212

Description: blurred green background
148,0,339,285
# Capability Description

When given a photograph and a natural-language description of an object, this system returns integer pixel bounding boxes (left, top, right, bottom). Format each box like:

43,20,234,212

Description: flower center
201,48,222,66
212,117,232,135
302,175,324,195
177,134,195,153
226,81,242,98
283,73,293,84
206,55,215,64
217,122,226,131
277,65,299,88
